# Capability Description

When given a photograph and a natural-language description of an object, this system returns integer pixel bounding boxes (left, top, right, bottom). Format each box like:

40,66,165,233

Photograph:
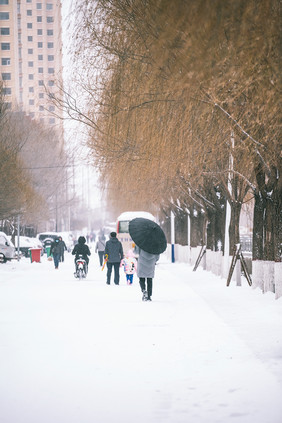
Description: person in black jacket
50,237,61,269
72,236,91,274
104,232,123,285
58,236,67,262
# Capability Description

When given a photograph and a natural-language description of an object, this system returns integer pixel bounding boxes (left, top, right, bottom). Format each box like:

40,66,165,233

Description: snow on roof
117,211,156,222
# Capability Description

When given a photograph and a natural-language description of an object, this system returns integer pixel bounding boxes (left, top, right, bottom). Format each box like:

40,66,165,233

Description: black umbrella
129,218,167,255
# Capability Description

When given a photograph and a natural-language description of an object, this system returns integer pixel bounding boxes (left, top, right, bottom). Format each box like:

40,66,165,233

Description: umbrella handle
101,254,108,271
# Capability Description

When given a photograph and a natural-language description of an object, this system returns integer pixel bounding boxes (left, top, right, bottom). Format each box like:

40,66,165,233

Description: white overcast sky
60,0,104,211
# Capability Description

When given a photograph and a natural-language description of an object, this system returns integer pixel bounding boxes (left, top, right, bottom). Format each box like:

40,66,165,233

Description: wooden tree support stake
193,245,206,271
227,244,252,287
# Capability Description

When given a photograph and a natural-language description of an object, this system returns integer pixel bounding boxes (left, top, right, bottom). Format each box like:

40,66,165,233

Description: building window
47,42,53,49
4,102,12,109
38,67,43,73
48,80,54,86
38,54,43,60
46,16,54,23
49,118,55,124
39,92,44,98
27,10,32,16
48,68,54,74
1,43,10,50
28,36,33,42
48,55,54,61
28,61,34,67
37,3,42,9
37,29,43,35
28,74,34,80
29,99,34,105
46,3,53,10
0,12,10,20
26,0,32,3
29,112,35,118
39,105,44,111
2,73,11,80
27,23,32,29
38,80,44,86
49,105,55,112
3,87,11,95
47,29,53,36
0,0,9,5
1,57,10,65
37,16,42,23
38,42,43,48
29,87,34,93
28,48,33,54
0,28,10,35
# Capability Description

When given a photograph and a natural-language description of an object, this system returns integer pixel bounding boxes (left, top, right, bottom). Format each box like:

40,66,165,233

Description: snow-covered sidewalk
0,252,281,423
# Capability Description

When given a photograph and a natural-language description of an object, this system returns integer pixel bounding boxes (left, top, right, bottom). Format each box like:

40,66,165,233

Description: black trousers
106,262,120,285
139,277,153,297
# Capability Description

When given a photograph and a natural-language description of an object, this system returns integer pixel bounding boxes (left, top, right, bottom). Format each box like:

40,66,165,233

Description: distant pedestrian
135,246,159,301
89,231,96,243
50,237,61,269
58,236,67,262
121,249,137,284
95,234,106,266
104,232,123,285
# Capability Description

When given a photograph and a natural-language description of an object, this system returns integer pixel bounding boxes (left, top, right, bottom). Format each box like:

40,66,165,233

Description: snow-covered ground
0,248,281,423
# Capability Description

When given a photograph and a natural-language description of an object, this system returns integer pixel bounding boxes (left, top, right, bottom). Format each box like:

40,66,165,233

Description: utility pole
171,210,175,263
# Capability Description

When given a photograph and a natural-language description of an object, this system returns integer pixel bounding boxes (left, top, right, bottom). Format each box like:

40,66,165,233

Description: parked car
36,232,74,253
36,232,58,253
0,231,16,263
13,236,44,258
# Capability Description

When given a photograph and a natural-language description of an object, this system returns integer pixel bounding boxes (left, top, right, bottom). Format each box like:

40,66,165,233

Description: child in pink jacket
121,249,137,284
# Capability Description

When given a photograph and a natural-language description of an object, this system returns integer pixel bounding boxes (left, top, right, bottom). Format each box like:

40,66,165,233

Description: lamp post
187,210,191,264
17,214,20,261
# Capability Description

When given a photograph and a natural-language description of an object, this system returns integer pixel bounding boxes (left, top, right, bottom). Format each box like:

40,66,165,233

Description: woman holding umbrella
129,218,167,301
135,247,159,301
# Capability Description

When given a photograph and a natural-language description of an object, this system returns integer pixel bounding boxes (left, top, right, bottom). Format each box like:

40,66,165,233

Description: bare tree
62,0,280,259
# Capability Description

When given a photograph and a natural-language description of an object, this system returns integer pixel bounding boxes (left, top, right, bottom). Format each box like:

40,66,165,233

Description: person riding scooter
72,236,91,275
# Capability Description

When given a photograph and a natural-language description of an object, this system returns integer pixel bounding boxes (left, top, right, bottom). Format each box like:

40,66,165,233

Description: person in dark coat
135,246,159,301
58,236,67,262
104,232,123,285
72,236,91,274
50,237,61,269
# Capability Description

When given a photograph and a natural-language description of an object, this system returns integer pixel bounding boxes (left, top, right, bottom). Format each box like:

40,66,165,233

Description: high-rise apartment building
0,0,68,232
0,0,63,129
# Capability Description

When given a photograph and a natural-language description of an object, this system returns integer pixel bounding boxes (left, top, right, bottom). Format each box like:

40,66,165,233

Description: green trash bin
46,245,51,257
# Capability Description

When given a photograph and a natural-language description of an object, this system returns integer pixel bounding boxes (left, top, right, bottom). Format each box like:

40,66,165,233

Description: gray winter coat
95,236,106,252
104,237,123,263
136,247,159,278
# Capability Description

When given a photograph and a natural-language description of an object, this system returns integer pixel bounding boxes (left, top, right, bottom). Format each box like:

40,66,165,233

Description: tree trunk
207,208,224,251
252,192,264,260
253,163,282,262
229,201,242,253
273,185,282,262
264,186,282,261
